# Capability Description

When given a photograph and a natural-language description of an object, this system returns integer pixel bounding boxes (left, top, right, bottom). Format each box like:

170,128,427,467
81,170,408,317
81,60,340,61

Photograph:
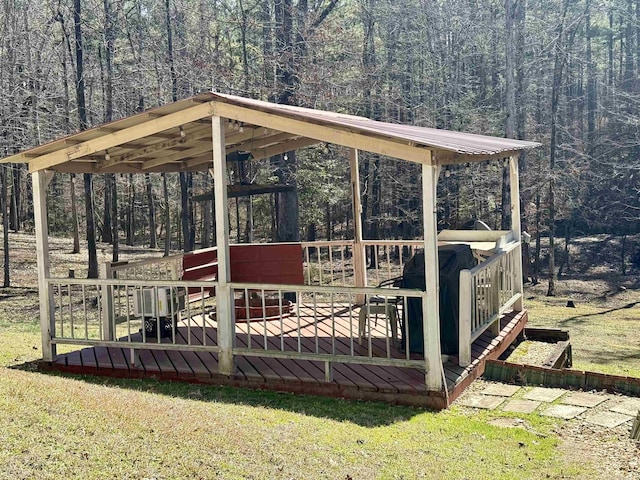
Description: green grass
0,367,583,480
0,293,591,479
526,297,640,378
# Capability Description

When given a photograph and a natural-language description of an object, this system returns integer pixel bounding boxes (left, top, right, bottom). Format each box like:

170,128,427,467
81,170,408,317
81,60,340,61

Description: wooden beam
182,135,307,169
421,159,443,390
95,125,212,171
192,184,295,201
350,149,366,304
32,170,55,361
96,136,187,170
228,132,298,154
224,126,266,147
249,137,319,161
434,150,522,166
141,139,213,170
27,101,216,172
509,155,524,311
212,102,432,164
212,115,235,375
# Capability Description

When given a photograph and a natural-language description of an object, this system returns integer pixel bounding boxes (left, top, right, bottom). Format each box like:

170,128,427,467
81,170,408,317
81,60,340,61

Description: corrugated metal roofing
210,92,540,156
0,91,540,173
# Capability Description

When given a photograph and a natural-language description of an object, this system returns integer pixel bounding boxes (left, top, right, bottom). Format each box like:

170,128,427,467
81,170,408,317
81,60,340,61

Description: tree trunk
1,166,10,287
621,234,627,275
145,173,157,248
9,167,20,232
586,0,596,155
70,174,80,254
547,0,574,297
111,173,118,262
163,173,170,256
74,0,98,278
126,174,135,246
179,172,192,251
533,191,541,284
201,173,212,248
102,174,112,243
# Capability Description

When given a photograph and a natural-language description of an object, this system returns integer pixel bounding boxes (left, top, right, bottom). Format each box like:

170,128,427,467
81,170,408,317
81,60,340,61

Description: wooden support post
350,149,366,303
490,262,501,335
33,170,56,361
99,262,115,341
458,269,472,367
509,155,524,311
422,160,443,390
212,115,236,375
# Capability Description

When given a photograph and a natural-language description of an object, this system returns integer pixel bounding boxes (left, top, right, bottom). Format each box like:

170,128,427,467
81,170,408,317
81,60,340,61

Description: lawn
0,354,581,479
1,231,636,479
526,291,640,378
0,291,586,480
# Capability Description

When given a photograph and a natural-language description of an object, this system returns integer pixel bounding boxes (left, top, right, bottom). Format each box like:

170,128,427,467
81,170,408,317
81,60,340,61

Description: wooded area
1,0,639,292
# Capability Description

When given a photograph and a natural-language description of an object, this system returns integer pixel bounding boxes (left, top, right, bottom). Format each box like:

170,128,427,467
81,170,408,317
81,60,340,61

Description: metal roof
0,92,540,173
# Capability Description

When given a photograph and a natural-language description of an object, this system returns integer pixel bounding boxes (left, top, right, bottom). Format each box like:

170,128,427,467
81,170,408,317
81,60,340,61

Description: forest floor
0,231,639,478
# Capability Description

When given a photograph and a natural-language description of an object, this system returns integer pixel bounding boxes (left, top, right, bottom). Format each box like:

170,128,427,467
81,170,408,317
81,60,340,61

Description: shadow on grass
558,301,640,326
9,360,425,427
0,287,39,301
585,349,640,365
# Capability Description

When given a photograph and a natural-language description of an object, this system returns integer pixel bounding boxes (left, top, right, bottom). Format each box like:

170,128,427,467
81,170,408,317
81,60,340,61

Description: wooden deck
40,308,527,409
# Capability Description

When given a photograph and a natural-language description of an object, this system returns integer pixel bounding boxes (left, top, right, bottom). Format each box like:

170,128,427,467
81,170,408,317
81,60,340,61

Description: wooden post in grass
422,159,443,390
33,170,56,361
212,115,236,375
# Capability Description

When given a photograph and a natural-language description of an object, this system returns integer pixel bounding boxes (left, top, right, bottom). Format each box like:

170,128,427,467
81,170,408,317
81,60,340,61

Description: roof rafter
211,102,431,164
27,101,216,172
95,125,212,171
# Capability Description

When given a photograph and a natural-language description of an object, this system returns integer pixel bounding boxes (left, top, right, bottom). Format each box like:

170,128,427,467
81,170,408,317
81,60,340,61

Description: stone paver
523,387,565,403
609,398,640,417
459,394,505,410
541,404,587,419
584,411,634,428
502,399,541,414
481,384,521,397
561,392,607,408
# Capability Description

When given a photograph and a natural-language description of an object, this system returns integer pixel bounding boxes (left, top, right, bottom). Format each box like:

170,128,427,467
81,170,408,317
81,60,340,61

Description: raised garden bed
484,327,640,396
234,297,293,322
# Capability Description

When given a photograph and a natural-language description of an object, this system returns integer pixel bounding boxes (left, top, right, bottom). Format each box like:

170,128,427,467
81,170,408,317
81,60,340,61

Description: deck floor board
47,306,527,409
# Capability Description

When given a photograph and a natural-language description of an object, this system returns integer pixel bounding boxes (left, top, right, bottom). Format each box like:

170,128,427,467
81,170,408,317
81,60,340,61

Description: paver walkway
457,382,639,429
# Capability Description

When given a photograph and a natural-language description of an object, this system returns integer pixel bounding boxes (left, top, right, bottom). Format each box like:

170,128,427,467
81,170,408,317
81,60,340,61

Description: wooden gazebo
1,93,539,408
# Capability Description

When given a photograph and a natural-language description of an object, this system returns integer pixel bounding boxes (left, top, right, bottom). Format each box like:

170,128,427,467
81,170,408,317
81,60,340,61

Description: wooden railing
361,240,423,286
301,240,355,287
229,282,426,381
301,239,423,288
106,254,183,280
43,235,521,388
458,241,522,367
46,278,218,350
45,276,427,381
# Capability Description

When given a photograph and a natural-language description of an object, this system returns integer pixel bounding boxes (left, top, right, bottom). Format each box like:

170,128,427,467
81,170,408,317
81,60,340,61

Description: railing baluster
262,289,267,350
313,292,319,354
328,246,334,286
296,291,301,353
304,246,311,285
245,288,251,349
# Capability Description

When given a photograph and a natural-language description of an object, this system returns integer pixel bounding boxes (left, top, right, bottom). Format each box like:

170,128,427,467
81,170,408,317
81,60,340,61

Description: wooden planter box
234,298,293,322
